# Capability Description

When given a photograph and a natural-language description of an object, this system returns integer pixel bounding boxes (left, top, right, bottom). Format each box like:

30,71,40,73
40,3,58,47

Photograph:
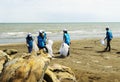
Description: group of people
26,30,49,53
26,27,113,56
26,29,71,56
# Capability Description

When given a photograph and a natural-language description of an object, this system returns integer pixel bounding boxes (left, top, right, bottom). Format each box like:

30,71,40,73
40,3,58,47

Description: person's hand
27,44,29,47
104,38,105,41
104,37,106,40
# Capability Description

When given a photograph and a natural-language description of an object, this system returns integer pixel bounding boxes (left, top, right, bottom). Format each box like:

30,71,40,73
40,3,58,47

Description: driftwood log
0,50,76,82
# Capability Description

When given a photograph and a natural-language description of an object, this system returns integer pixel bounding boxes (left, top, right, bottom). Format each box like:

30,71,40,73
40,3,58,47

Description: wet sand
0,38,120,82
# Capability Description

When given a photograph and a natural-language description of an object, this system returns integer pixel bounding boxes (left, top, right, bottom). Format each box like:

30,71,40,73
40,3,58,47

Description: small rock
3,49,18,55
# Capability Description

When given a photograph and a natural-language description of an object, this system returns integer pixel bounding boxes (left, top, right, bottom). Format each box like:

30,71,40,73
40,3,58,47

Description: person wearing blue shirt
104,27,113,51
37,30,48,53
63,29,71,56
63,29,71,45
26,33,33,53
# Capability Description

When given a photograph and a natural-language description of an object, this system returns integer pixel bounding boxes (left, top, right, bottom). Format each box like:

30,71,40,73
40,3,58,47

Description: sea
0,22,120,44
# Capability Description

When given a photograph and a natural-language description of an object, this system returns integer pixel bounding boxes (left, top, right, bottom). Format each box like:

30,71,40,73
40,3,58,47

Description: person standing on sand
63,29,71,56
26,33,33,53
37,30,48,53
104,27,113,51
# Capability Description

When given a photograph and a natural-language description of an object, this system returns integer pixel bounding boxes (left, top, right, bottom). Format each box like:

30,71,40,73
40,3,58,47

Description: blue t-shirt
37,36,45,48
63,33,70,45
106,30,113,40
26,36,33,48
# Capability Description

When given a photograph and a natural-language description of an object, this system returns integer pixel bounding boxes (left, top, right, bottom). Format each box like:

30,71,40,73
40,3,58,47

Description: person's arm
26,37,29,47
104,37,107,40
31,37,34,41
104,32,108,40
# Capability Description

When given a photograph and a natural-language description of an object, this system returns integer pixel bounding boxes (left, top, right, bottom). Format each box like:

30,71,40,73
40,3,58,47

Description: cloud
0,0,120,22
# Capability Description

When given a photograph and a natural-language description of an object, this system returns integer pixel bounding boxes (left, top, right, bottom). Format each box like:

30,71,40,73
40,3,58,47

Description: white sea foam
0,32,27,38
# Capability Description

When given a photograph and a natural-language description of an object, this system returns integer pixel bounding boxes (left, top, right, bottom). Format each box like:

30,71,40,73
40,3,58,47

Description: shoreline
0,37,102,46
0,35,119,45
0,42,25,46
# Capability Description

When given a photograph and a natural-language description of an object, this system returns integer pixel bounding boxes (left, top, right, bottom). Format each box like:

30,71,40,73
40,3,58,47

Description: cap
28,33,31,35
28,33,32,37
39,30,43,33
63,29,67,32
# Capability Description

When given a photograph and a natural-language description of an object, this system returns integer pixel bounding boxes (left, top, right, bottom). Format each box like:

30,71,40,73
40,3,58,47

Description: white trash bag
100,39,106,46
33,40,39,52
59,43,69,57
46,40,54,57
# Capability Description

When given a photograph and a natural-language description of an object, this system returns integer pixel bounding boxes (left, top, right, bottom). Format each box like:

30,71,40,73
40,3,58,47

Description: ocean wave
0,32,27,38
69,30,87,34
68,30,105,35
0,31,54,39
0,30,120,39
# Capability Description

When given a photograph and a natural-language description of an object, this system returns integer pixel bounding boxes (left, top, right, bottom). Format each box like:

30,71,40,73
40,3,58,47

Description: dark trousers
105,39,111,51
67,49,70,56
28,47,32,53
39,46,48,53
67,44,70,56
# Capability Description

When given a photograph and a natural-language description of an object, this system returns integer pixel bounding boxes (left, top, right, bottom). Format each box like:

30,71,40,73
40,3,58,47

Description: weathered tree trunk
0,49,76,82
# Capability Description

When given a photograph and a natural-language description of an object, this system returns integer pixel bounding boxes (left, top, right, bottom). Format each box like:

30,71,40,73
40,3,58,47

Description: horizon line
0,22,120,24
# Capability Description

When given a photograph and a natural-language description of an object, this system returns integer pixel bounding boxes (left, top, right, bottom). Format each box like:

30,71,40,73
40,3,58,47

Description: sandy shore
0,38,120,82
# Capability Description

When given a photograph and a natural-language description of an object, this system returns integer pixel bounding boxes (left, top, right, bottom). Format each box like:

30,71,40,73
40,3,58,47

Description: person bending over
37,30,48,53
63,29,71,56
26,33,33,53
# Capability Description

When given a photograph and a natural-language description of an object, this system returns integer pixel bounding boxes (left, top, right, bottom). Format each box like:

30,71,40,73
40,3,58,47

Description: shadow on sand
53,55,66,59
84,47,93,49
96,50,106,53
116,52,120,54
53,52,66,59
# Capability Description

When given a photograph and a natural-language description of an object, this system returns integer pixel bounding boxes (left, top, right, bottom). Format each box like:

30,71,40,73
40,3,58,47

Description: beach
0,38,120,82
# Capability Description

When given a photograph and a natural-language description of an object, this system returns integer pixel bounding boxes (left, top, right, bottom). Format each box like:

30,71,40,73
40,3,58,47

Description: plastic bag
33,40,39,52
59,43,69,57
100,39,106,46
46,40,54,57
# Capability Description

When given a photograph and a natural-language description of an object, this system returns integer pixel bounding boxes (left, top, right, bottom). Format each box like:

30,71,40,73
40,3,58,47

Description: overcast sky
0,0,120,23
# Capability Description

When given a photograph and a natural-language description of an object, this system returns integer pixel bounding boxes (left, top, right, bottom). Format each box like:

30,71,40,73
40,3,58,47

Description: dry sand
0,38,120,82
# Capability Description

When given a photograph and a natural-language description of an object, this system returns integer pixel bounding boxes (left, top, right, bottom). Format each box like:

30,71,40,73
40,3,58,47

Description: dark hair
39,33,44,39
106,28,109,30
63,31,67,33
